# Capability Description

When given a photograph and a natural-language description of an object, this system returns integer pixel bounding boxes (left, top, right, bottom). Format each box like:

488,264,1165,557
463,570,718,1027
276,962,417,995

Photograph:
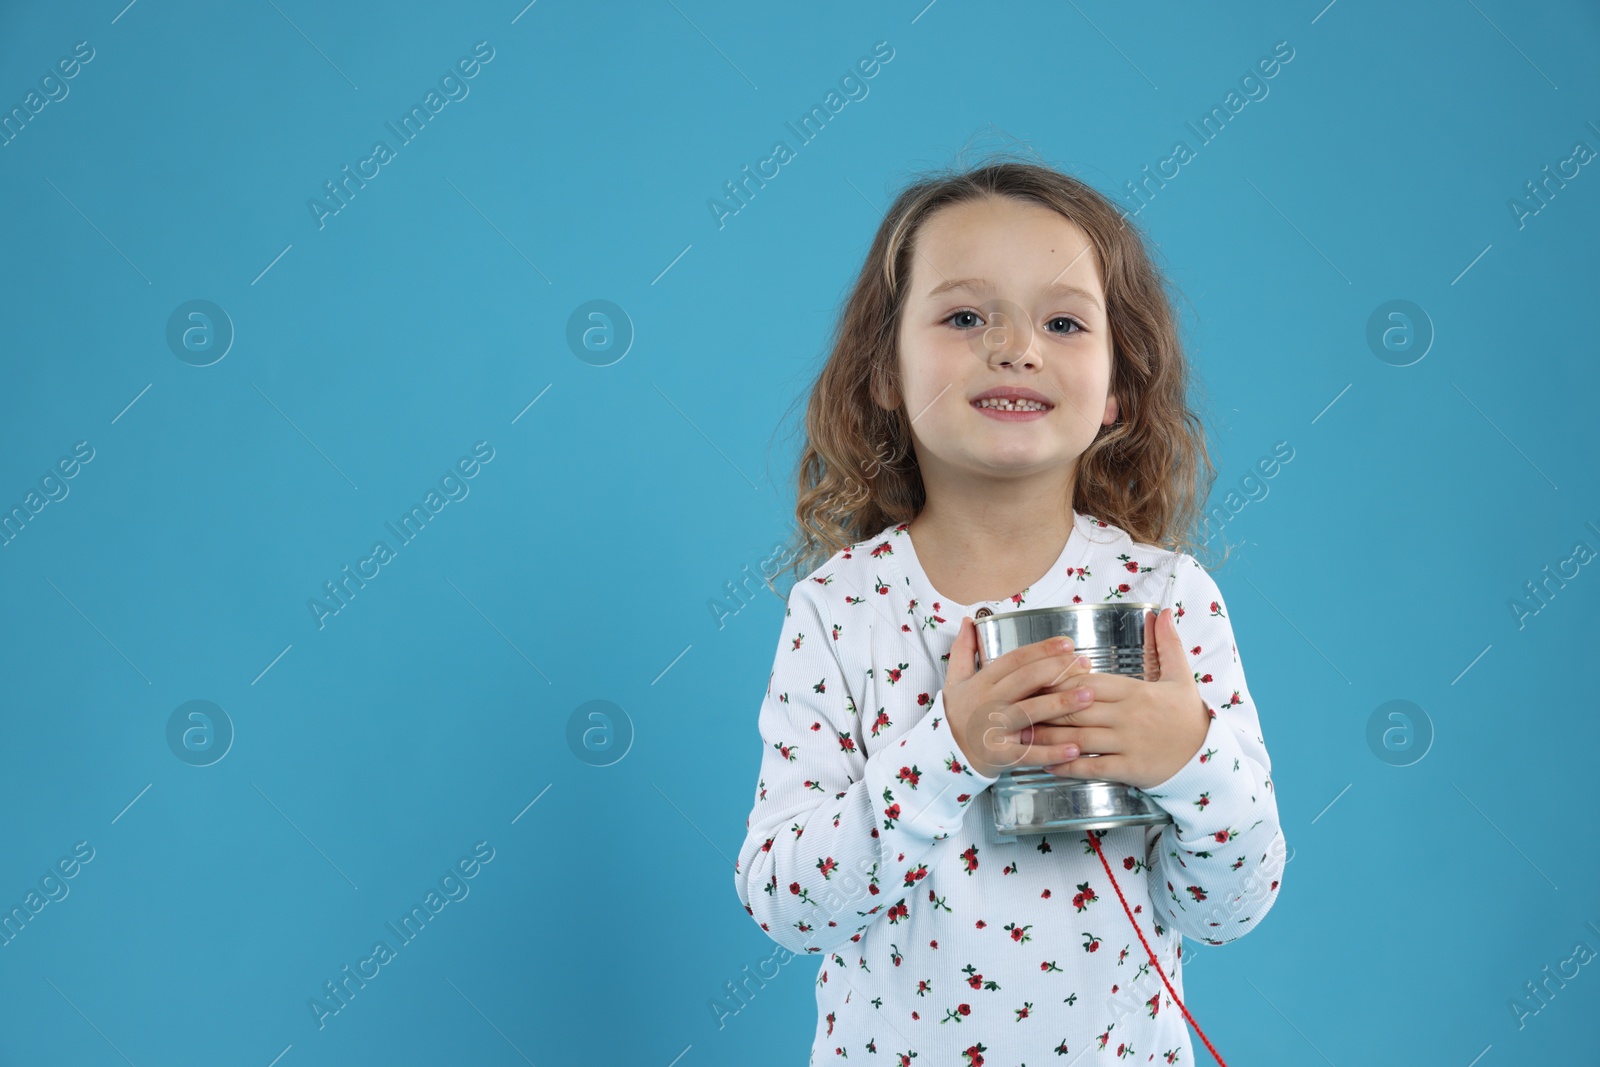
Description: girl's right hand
943,616,1092,779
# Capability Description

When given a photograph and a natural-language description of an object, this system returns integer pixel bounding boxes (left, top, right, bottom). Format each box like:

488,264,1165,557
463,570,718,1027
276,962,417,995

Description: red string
1083,830,1228,1067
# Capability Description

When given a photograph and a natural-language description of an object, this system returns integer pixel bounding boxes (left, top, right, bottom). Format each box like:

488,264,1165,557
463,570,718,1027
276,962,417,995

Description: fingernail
1076,655,1091,668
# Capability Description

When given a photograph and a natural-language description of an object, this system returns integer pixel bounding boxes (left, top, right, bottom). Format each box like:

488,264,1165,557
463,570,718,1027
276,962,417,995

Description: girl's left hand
1017,608,1212,790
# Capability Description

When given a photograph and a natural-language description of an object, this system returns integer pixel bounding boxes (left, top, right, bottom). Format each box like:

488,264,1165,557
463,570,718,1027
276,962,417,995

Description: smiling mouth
972,398,1053,413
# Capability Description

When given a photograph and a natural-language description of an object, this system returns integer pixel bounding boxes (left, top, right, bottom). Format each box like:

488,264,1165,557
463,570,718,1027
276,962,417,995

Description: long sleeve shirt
733,509,1286,1066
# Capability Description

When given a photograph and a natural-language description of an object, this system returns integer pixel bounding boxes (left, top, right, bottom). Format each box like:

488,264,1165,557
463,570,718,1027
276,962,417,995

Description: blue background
2,0,1597,1064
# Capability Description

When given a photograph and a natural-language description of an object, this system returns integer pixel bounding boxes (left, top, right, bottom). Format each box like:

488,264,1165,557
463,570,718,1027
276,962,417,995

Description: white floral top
733,510,1285,1065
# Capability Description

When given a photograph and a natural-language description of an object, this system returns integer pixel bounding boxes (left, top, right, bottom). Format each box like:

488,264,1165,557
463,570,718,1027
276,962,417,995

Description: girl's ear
1102,393,1119,426
870,370,900,412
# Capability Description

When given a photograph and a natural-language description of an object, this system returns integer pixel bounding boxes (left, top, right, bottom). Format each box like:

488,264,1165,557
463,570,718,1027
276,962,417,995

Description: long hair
768,153,1222,594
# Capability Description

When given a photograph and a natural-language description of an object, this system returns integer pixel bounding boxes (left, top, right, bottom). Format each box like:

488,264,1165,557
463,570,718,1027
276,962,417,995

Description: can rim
974,602,1161,623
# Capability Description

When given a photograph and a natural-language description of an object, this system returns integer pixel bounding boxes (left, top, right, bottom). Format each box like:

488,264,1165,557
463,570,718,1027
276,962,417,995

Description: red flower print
960,964,999,991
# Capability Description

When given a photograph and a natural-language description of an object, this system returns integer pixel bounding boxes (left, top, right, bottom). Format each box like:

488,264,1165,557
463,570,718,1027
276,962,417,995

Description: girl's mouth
972,398,1052,421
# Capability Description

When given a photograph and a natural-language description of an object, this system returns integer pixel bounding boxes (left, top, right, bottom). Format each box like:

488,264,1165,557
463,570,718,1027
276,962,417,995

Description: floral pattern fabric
734,510,1285,1065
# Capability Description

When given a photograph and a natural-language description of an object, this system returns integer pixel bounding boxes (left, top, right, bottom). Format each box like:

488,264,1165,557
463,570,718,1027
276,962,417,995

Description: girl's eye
941,310,1087,334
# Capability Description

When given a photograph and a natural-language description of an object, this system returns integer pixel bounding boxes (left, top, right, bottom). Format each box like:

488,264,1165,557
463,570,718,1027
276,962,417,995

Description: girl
734,157,1286,1066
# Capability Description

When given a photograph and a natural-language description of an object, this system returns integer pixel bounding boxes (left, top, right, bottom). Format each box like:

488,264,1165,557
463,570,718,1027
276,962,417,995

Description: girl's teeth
977,398,1048,411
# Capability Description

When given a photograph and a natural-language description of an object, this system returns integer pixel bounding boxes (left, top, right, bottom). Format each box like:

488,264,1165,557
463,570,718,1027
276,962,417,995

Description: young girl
734,157,1286,1065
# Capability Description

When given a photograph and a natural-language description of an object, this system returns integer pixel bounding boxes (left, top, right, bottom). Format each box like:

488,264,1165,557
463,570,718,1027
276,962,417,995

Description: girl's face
890,195,1118,491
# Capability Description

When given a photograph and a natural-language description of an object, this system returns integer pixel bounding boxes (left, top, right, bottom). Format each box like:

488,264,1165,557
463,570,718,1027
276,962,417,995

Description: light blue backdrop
1,1,1596,1064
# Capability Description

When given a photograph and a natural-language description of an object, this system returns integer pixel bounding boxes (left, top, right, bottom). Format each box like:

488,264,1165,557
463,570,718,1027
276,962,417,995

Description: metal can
973,603,1175,837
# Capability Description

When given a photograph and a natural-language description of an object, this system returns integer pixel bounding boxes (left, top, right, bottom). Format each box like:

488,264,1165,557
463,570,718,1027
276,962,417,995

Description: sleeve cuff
865,690,997,842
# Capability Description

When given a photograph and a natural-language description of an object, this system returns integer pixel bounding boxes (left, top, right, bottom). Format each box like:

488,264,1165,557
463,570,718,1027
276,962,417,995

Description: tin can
973,604,1175,836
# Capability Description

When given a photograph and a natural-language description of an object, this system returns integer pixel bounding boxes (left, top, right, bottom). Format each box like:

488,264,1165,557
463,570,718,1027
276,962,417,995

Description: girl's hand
941,617,1096,780
1017,608,1211,790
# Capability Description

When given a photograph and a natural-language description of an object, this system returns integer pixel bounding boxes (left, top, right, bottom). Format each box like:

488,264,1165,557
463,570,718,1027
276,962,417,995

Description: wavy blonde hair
768,153,1223,594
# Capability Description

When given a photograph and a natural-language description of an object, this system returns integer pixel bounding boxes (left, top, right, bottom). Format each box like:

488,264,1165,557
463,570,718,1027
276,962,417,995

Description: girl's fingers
1019,693,1115,728
1034,654,1094,692
1049,752,1127,781
1022,723,1120,753
1019,740,1082,768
